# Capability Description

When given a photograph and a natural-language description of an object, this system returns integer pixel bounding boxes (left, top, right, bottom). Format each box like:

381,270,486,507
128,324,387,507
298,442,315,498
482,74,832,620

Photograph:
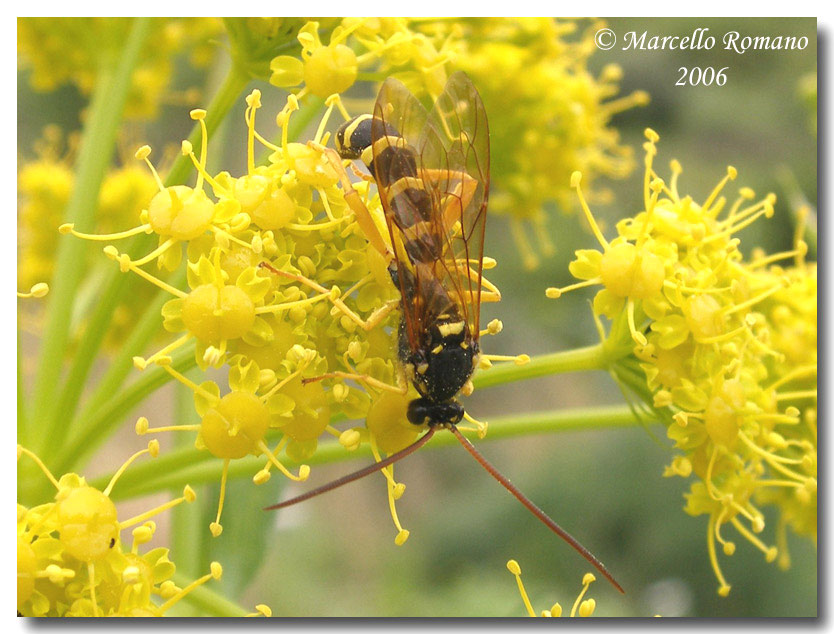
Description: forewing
371,77,433,351
421,71,490,340
371,73,490,350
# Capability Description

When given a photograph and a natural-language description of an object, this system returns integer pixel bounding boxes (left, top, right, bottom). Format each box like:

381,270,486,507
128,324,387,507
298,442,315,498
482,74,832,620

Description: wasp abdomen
336,116,441,262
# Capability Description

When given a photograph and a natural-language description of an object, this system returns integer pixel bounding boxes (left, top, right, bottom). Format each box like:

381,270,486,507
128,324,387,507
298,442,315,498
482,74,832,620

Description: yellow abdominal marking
372,135,409,154
389,176,425,197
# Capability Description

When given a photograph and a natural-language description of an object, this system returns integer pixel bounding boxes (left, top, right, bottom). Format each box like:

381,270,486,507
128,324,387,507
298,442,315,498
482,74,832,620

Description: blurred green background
18,17,816,617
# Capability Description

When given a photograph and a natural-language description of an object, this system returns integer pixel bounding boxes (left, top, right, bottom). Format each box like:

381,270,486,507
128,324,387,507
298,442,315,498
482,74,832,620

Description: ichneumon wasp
261,72,623,593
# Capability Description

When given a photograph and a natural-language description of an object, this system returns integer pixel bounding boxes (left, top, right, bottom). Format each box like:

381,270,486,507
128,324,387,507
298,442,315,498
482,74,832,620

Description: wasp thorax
401,317,477,404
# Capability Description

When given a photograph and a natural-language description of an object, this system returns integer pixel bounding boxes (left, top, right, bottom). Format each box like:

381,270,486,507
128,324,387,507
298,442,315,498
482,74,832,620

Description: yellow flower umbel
61,78,519,546
18,127,158,289
269,19,458,100
18,17,220,119
135,349,321,537
14,445,237,617
506,560,598,617
550,129,816,596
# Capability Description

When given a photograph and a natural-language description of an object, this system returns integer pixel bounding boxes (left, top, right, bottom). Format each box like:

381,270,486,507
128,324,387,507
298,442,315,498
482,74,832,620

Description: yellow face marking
417,362,429,375
460,342,469,350
438,321,465,337
432,344,443,354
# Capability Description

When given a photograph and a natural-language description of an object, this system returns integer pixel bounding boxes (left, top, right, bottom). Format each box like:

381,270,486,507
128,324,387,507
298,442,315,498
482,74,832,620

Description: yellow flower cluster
269,19,457,100
17,18,220,119
550,129,817,596
16,445,238,617
435,18,649,268
506,560,598,617
64,87,510,544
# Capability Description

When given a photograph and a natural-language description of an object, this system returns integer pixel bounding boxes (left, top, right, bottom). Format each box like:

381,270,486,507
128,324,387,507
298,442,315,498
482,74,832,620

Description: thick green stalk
29,18,152,447
170,373,205,616
100,404,642,501
473,344,606,389
50,345,197,483
44,266,185,462
42,66,251,455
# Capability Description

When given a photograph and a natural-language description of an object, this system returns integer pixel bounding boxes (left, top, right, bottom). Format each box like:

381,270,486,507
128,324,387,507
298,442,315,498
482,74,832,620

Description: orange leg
308,141,392,260
302,370,407,395
259,262,399,331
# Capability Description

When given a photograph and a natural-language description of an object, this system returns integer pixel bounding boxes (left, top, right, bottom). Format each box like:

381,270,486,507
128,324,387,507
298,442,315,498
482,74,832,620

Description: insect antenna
447,425,625,594
264,427,437,511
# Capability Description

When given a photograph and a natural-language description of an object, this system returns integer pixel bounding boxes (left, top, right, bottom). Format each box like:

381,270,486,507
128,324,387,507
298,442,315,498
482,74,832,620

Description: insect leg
308,141,392,260
301,370,408,395
417,168,479,235
349,162,375,182
259,262,394,332
444,257,501,304
456,410,488,439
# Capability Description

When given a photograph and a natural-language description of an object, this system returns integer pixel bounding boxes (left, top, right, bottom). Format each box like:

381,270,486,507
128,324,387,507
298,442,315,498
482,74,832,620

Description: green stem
29,17,153,449
41,67,250,461
100,404,643,501
50,345,197,483
171,370,205,616
45,267,185,460
473,344,606,389
168,572,248,617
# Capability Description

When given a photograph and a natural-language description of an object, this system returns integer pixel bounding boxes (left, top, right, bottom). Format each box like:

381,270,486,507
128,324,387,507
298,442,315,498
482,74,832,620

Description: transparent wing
371,73,490,349
421,71,490,340
371,77,433,352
